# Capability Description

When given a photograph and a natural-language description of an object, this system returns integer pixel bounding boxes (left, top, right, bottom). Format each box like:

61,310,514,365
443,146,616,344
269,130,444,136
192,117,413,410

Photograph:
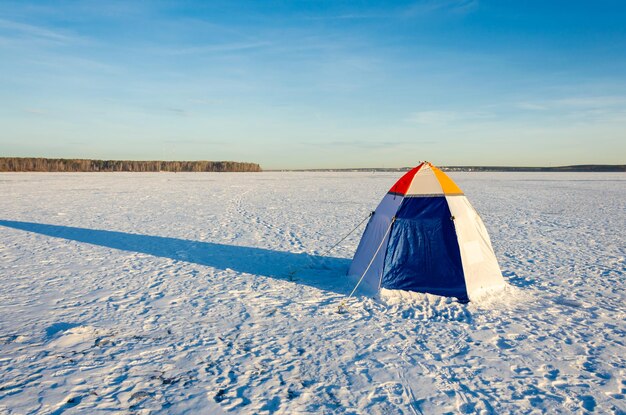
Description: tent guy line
349,216,396,299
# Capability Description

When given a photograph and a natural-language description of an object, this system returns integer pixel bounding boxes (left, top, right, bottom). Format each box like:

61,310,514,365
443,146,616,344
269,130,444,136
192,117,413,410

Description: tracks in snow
222,189,305,253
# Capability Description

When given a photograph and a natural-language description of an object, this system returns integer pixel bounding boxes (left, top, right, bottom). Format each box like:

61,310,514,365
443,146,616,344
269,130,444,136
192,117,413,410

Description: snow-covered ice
0,171,624,414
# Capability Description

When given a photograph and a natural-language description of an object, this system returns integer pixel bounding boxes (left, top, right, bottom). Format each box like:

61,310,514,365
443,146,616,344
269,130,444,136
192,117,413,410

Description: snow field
0,172,625,414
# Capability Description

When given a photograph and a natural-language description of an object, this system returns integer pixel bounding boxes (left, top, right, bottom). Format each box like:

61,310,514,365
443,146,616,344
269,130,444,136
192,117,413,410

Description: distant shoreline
1,158,623,173
268,165,626,173
0,158,262,172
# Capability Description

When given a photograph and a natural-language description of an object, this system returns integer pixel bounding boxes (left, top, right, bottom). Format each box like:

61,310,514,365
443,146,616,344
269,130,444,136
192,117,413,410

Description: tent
348,162,505,302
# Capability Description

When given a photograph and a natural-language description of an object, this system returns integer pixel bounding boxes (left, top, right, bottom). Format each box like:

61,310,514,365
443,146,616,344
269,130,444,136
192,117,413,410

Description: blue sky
1,1,625,169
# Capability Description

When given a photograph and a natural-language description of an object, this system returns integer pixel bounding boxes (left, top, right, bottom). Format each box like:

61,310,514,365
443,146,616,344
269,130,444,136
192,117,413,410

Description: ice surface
0,172,624,414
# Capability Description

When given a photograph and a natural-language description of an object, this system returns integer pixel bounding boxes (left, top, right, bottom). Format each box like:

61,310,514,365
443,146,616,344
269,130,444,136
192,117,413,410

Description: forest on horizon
0,158,262,172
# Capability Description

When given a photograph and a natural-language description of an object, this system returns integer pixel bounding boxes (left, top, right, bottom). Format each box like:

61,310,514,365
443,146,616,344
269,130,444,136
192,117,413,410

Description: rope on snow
318,211,373,258
338,216,396,313
285,211,372,283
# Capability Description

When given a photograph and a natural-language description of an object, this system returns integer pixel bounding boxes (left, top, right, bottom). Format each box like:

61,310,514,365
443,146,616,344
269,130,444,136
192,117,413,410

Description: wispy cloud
516,95,626,124
506,95,626,126
404,0,479,17
0,18,82,45
303,0,478,22
155,41,272,56
304,12,389,21
25,55,120,73
163,108,187,116
187,98,221,106
301,140,431,149
139,106,189,117
516,102,548,111
22,108,48,115
161,139,229,145
554,96,626,108
407,110,493,124
518,95,626,111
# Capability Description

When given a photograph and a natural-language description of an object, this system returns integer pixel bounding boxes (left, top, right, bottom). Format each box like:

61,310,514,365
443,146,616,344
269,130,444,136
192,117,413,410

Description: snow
0,171,624,414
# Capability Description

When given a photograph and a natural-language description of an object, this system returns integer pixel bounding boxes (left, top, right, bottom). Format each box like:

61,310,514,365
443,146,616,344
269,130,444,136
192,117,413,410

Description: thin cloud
23,108,48,115
517,95,626,111
304,0,478,21
187,98,221,106
26,55,120,73
516,102,548,111
564,108,626,124
0,18,83,45
301,140,431,149
554,96,626,108
141,107,189,116
70,1,153,18
154,41,272,56
304,13,389,21
161,139,230,145
407,110,493,124
408,111,457,124
404,0,479,17
514,96,626,125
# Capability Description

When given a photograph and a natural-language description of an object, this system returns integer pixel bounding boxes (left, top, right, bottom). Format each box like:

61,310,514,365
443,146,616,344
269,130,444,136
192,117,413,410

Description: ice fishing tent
348,162,505,302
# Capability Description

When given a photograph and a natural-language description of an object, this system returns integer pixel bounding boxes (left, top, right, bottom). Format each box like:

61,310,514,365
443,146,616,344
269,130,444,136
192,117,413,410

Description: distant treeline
443,165,626,172
272,164,626,173
0,158,262,172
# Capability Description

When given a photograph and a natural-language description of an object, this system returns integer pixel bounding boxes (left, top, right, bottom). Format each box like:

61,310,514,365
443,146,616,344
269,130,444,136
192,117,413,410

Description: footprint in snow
45,322,81,338
579,395,596,412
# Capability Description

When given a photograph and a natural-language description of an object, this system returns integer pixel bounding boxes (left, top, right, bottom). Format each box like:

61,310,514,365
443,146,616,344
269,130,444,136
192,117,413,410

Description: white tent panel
446,195,505,300
406,164,443,196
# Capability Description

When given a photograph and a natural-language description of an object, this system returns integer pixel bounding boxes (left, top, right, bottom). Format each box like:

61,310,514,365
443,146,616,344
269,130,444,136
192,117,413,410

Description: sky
1,1,625,169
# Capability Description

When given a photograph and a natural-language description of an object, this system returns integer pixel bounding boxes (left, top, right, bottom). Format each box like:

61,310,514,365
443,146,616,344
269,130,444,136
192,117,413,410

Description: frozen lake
1,172,625,414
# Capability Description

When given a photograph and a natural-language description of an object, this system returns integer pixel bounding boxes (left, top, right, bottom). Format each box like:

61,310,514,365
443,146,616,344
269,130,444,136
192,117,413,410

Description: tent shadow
0,220,353,295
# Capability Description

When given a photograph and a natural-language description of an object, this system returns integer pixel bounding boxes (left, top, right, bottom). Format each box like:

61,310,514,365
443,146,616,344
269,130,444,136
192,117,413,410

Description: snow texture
0,171,624,414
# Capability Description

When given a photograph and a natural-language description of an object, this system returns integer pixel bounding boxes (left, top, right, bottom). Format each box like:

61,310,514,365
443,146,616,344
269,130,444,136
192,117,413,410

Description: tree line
0,158,262,172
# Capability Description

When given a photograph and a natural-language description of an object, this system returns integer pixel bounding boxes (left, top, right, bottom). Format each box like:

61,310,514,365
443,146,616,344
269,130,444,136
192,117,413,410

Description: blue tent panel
381,196,468,302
